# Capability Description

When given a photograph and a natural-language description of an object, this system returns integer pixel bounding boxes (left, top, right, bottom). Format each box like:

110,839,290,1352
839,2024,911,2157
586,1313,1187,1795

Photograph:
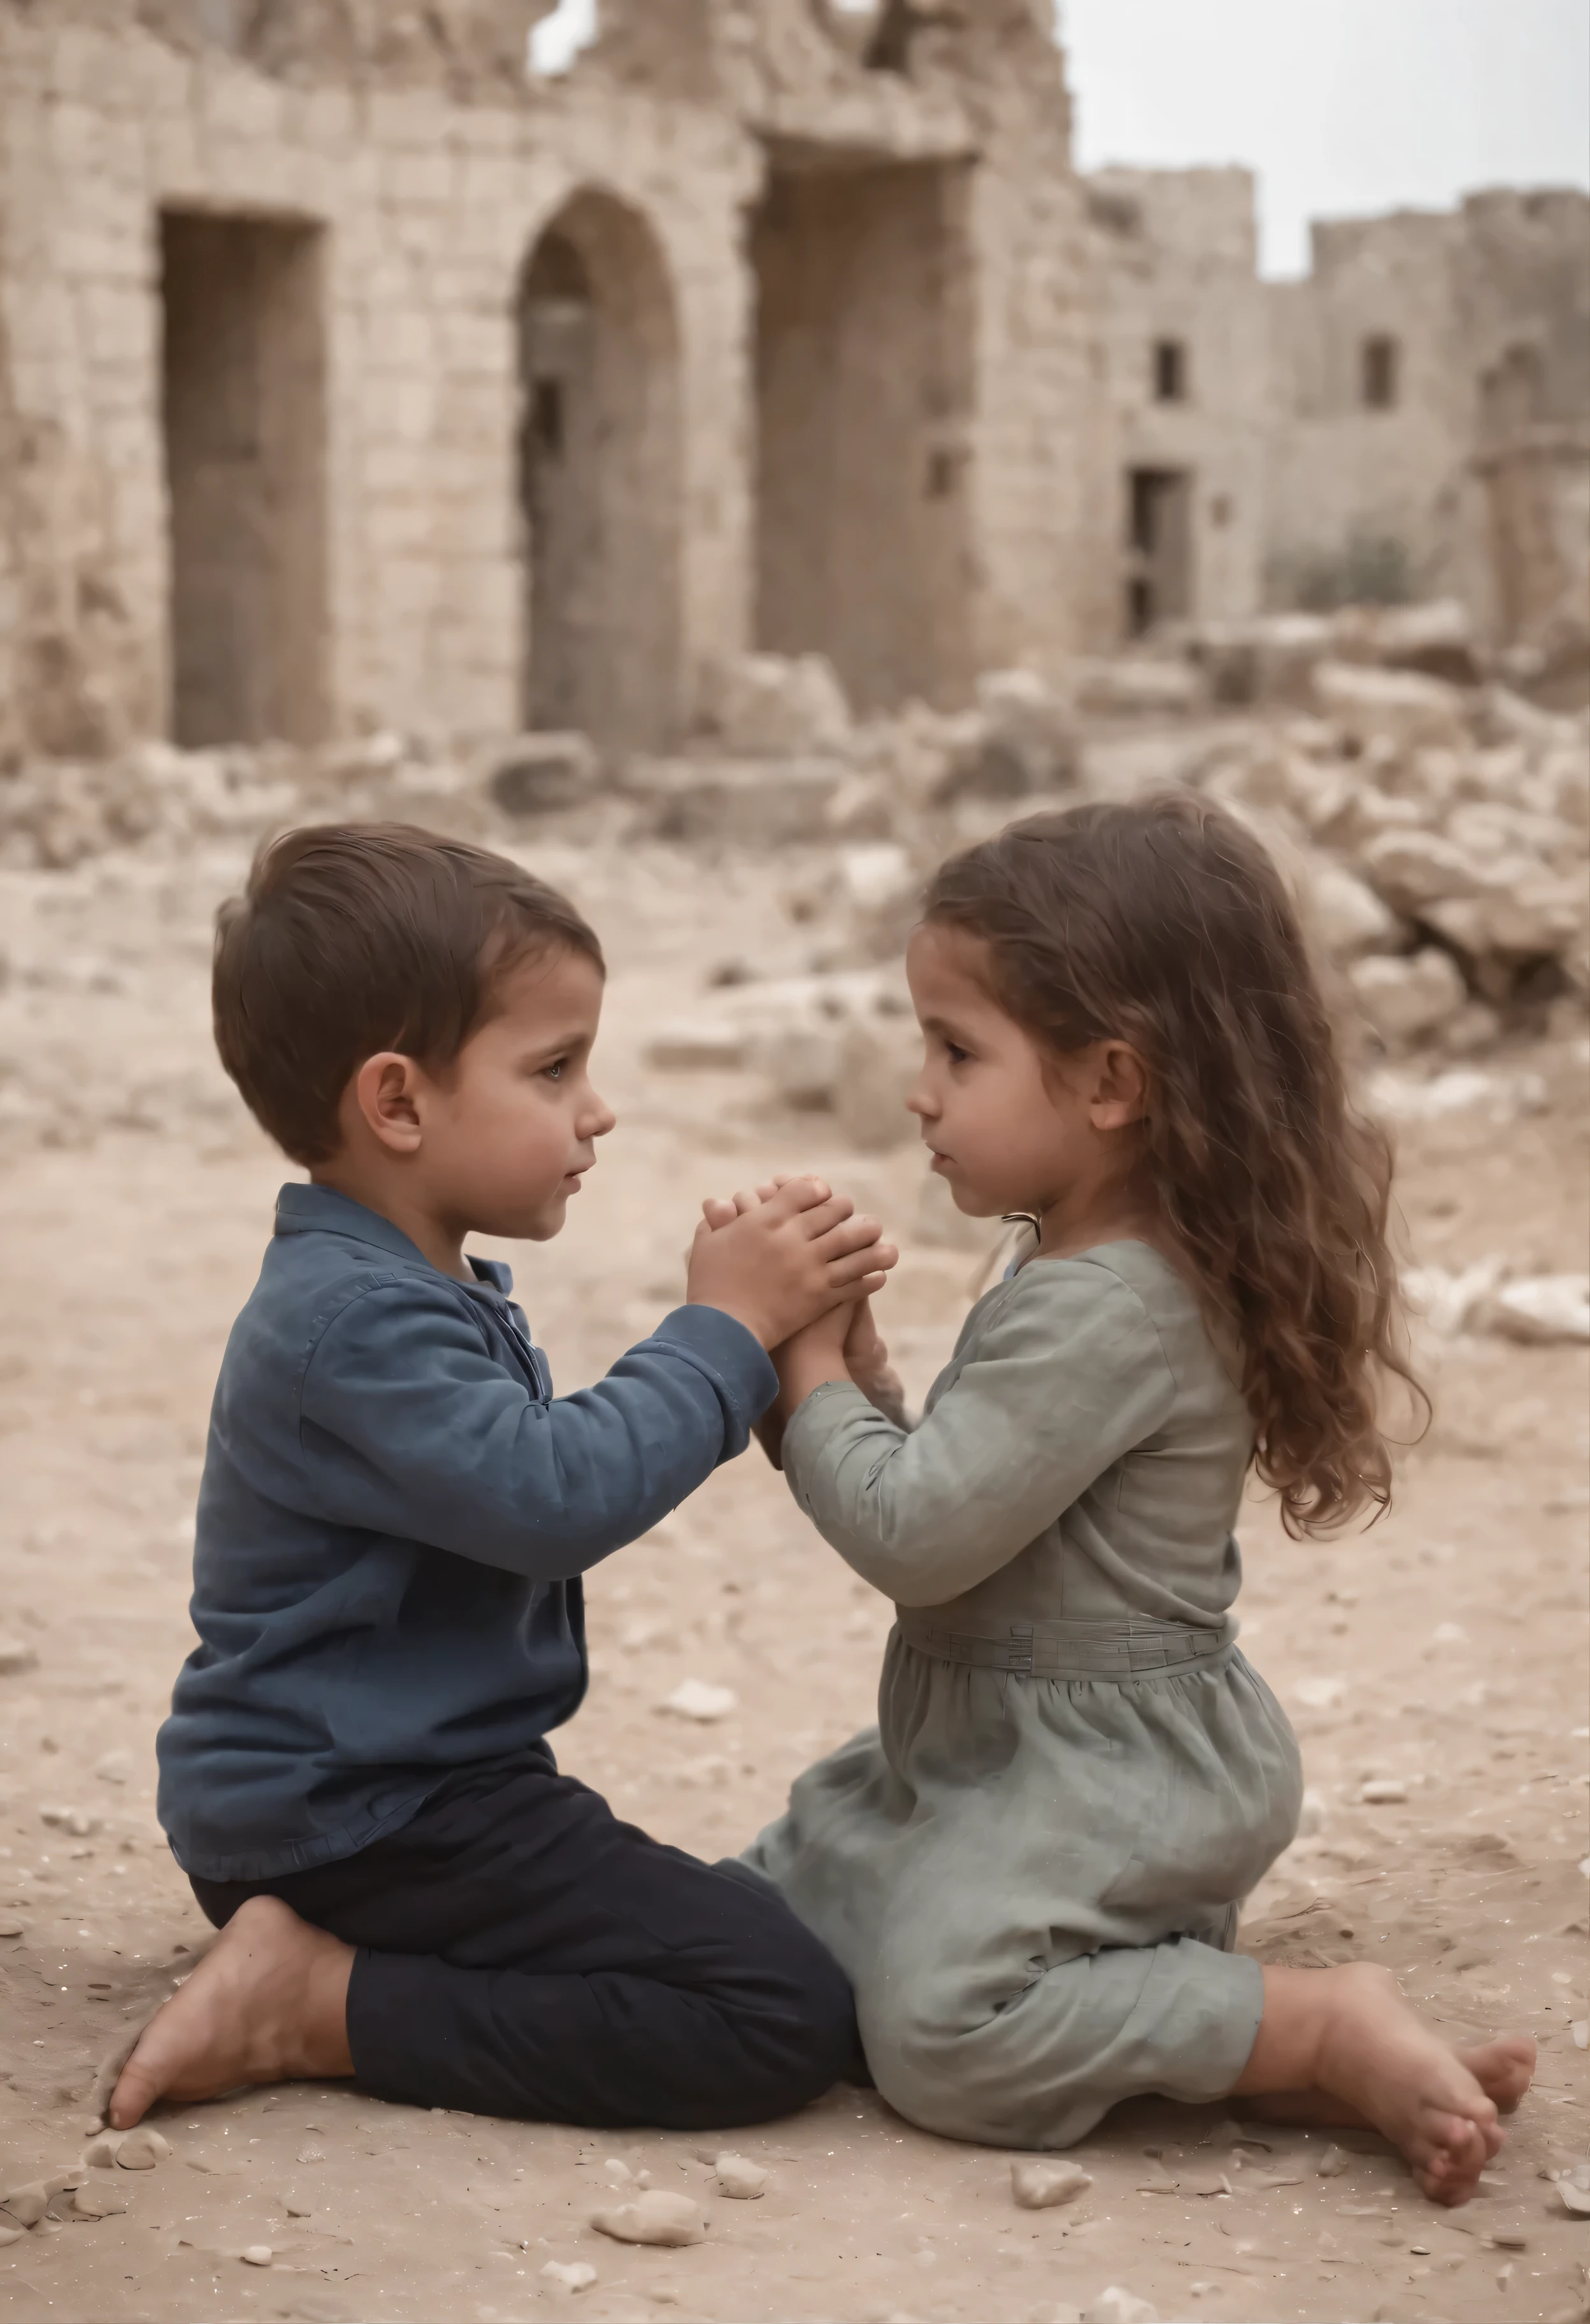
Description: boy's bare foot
1235,1964,1513,2205
108,1896,355,2128
1242,2032,1536,2132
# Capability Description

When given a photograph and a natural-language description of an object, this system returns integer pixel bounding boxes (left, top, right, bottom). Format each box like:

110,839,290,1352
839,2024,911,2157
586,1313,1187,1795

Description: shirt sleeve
779,1259,1178,1605
296,1282,776,1581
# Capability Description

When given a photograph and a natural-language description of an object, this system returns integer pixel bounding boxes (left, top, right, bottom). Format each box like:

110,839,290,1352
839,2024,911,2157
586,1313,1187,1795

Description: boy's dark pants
191,1758,857,2130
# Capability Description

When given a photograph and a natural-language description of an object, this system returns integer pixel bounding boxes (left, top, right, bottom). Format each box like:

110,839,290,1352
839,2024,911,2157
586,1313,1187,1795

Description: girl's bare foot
1234,1964,1510,2205
108,1896,355,2128
1242,2031,1536,2130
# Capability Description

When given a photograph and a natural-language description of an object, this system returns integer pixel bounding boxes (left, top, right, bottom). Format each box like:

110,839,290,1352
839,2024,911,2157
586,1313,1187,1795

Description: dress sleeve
297,1281,775,1581
780,1259,1177,1605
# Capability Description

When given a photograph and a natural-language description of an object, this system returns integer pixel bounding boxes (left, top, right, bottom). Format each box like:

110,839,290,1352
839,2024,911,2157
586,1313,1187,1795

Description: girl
730,795,1533,2205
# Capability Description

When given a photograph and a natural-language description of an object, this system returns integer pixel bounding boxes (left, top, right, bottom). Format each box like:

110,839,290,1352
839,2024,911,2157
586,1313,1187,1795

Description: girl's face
904,922,1149,1225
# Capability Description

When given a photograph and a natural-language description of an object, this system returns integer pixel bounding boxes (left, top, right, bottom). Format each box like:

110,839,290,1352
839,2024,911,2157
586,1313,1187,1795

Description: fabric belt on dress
895,1612,1232,1681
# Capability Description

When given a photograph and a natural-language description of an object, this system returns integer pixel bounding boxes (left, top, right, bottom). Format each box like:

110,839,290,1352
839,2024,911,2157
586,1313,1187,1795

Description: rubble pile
1,626,1585,1086
1190,659,1588,1052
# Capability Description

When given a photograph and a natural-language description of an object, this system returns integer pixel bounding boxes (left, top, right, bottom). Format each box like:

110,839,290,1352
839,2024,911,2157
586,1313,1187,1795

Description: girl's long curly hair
924,793,1424,1537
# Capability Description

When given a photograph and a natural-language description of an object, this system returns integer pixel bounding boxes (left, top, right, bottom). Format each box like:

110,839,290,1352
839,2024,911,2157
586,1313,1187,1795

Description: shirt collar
274,1184,515,1296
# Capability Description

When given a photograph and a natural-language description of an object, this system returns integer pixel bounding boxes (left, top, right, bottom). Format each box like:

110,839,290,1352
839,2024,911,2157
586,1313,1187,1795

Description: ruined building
1088,169,1590,659
0,0,1094,762
1,1,1584,770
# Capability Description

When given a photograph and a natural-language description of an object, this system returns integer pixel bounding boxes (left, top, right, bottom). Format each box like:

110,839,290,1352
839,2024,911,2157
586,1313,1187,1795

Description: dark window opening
1124,466,1193,638
1153,338,1188,404
531,377,564,459
1210,493,1233,530
925,448,956,499
1363,334,1400,410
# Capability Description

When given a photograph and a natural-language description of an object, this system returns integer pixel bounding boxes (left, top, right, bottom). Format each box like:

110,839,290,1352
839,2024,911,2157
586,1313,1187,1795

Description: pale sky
531,0,1590,279
1062,0,1590,275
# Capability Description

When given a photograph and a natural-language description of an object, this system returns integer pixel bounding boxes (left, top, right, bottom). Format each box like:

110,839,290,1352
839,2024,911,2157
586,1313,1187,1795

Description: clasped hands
685,1172,907,1466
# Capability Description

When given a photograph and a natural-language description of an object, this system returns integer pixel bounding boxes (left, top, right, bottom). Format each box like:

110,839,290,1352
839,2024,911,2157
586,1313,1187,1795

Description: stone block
202,65,285,147
1348,947,1467,1045
1077,657,1207,717
1302,860,1406,959
697,653,851,756
487,731,601,814
1312,661,1468,753
624,757,846,846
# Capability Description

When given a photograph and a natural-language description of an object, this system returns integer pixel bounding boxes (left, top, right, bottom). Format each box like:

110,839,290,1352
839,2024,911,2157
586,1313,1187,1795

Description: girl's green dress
743,1242,1303,2148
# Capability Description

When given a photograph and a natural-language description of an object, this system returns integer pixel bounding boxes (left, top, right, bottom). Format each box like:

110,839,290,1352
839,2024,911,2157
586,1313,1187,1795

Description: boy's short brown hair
213,822,604,1165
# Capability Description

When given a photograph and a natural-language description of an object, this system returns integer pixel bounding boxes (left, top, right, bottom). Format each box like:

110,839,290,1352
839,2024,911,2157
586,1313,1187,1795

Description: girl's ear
1089,1040,1150,1131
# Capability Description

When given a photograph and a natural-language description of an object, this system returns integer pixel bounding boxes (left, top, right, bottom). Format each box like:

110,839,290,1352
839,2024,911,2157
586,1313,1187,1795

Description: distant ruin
0,0,1585,764
1090,167,1590,661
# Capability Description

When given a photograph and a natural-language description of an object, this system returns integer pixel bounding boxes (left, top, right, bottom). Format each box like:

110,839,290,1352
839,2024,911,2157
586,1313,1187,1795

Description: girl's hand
845,1296,910,1430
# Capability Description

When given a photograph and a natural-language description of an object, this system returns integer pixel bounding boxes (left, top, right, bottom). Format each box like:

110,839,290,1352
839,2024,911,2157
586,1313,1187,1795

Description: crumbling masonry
0,1,1585,766
0,0,1091,761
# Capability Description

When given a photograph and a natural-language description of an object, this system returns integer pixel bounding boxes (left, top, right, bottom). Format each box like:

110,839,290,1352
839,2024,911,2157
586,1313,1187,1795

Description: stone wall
0,0,1099,760
1086,166,1589,655
1085,166,1271,643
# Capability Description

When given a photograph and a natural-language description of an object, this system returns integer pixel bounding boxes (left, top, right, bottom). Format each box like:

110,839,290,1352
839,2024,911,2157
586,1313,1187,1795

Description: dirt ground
0,827,1586,2324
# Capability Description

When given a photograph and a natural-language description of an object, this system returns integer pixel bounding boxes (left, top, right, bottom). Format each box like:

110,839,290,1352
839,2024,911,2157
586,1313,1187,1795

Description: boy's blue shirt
156,1181,777,1883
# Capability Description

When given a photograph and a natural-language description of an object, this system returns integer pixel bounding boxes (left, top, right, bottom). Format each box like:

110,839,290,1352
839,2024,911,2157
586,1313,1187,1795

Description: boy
112,823,895,2132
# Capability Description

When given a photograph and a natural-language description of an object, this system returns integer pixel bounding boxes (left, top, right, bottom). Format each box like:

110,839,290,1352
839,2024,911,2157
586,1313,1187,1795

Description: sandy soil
0,832,1586,2324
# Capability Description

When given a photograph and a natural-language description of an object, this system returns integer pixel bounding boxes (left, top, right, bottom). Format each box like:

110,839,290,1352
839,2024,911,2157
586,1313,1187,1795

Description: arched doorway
517,191,682,750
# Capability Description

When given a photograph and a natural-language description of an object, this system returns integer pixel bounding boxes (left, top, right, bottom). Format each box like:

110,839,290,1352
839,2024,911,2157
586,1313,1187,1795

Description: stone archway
517,190,682,751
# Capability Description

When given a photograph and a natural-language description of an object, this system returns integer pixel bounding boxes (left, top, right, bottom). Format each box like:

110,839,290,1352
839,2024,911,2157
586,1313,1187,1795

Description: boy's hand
685,1175,897,1351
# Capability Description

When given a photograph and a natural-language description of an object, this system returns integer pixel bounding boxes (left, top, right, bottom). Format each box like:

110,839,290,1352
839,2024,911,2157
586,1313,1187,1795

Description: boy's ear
353,1052,426,1154
1089,1040,1150,1130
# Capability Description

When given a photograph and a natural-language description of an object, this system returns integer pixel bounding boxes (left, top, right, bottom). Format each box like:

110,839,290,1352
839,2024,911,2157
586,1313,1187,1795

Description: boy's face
416,945,615,1244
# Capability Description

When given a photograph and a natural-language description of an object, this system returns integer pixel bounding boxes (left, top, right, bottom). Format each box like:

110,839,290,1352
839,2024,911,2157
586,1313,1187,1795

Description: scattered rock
626,756,845,848
1303,860,1405,959
1554,2163,1590,2216
658,1679,737,1724
70,2179,128,2220
1349,947,1468,1045
240,2243,273,2266
542,2259,599,2290
1011,2158,1092,2209
1082,2288,1159,2324
1314,661,1468,752
590,2189,706,2247
94,1748,133,1784
1359,1778,1410,1805
0,2225,24,2247
1079,657,1207,717
1483,1275,1590,1347
0,1917,25,1938
960,668,1080,796
698,652,850,757
1296,1788,1329,1836
1317,2145,1350,2179
487,731,601,816
1293,1675,1346,1710
39,1805,97,1837
115,2126,171,2169
82,2132,123,2169
0,2182,49,2228
0,1637,39,1677
713,2153,769,2199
